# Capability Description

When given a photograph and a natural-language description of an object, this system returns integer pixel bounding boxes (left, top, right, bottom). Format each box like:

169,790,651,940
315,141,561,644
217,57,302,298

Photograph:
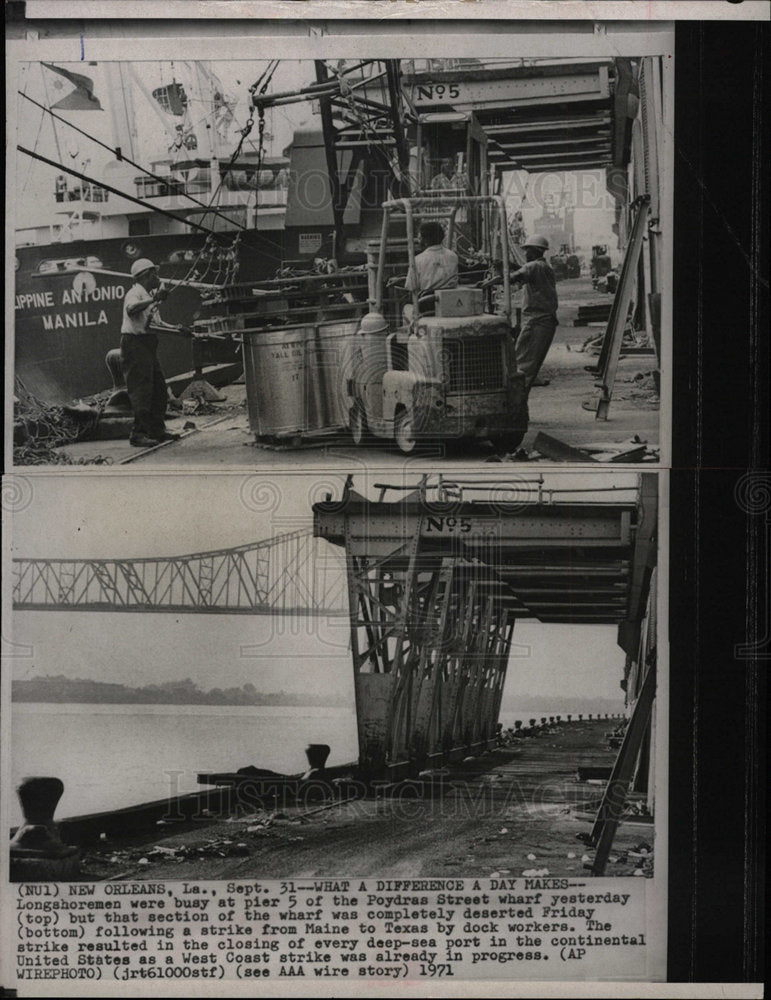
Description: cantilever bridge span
12,529,348,617
12,476,657,780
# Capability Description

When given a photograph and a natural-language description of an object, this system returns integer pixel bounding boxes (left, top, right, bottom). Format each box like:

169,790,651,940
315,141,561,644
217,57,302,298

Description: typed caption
15,876,652,984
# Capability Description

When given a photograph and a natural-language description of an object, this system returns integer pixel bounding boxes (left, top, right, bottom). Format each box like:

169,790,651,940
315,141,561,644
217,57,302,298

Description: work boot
161,431,182,441
129,433,161,448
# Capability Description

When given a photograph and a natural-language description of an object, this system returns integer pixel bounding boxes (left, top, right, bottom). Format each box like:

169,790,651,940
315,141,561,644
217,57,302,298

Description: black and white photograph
9,49,670,468
6,470,664,981
2,4,768,998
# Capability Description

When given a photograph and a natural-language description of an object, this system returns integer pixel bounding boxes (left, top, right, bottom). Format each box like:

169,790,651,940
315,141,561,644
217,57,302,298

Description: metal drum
242,320,357,439
242,325,309,438
305,320,357,433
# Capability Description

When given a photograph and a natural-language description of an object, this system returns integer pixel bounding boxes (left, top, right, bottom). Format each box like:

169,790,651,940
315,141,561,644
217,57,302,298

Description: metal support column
593,195,651,420
584,657,657,875
315,60,346,261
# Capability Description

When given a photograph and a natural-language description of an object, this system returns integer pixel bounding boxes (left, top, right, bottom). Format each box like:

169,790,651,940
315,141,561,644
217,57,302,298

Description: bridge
12,475,657,781
12,529,347,616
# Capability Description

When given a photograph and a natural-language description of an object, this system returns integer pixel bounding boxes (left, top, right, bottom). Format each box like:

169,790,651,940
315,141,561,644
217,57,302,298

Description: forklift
347,193,528,454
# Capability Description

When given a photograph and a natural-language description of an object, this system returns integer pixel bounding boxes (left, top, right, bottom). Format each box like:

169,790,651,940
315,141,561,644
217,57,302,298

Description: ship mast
104,62,139,162
193,61,220,201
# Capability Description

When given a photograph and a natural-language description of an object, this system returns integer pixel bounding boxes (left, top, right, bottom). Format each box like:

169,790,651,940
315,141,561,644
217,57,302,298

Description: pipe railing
374,194,511,325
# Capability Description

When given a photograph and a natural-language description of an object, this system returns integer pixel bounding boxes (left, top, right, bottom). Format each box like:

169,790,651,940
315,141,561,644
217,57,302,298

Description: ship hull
14,228,287,403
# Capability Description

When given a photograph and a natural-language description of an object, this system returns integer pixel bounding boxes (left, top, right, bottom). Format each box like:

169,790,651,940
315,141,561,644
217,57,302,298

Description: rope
18,90,245,232
23,107,48,196
173,86,265,286
18,145,224,240
180,61,276,287
13,377,112,466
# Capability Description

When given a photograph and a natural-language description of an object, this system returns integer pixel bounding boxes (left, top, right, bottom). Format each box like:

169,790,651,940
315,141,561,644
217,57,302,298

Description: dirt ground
51,277,659,468
77,720,654,882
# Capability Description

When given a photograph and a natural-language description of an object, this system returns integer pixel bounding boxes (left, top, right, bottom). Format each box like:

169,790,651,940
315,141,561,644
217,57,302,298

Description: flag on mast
42,63,102,110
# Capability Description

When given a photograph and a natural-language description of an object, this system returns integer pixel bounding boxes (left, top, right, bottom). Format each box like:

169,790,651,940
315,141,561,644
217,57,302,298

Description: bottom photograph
7,471,661,887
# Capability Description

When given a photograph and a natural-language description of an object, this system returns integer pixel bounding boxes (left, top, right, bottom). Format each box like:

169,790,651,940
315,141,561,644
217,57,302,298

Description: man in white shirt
404,222,459,319
430,158,457,191
120,258,179,447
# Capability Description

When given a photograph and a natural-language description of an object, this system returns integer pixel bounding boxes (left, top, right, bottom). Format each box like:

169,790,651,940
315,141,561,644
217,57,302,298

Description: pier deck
52,278,659,468
76,719,653,881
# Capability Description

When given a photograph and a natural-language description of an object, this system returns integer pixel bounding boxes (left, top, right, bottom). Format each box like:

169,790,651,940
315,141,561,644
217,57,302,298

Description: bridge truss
314,475,657,777
12,529,347,617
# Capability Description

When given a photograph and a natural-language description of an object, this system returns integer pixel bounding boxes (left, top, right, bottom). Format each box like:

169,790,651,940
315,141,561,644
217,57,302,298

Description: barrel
242,321,357,438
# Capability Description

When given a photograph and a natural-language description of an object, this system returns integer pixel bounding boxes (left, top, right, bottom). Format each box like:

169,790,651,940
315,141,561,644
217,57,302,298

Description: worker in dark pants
120,258,180,447
510,234,558,390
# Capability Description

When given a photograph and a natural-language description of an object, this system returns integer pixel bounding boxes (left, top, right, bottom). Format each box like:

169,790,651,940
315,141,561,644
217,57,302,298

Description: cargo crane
227,56,667,443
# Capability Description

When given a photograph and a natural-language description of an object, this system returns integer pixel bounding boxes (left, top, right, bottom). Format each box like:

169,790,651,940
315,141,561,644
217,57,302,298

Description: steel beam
314,479,657,777
491,156,609,172
318,498,635,549
484,117,612,134
495,136,611,149
408,66,610,113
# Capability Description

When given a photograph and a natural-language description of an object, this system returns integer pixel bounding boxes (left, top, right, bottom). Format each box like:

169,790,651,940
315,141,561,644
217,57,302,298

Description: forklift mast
251,62,492,266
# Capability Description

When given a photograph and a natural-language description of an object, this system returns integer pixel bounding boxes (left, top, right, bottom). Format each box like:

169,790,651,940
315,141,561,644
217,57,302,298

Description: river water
10,702,587,825
10,703,359,826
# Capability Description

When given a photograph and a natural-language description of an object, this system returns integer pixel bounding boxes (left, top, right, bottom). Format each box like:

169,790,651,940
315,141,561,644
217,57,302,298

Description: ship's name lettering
61,285,125,305
16,284,125,311
42,310,110,330
15,291,55,310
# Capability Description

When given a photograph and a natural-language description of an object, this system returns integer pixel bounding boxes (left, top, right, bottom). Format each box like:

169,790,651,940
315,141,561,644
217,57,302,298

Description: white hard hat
522,234,549,251
358,311,388,335
130,258,158,279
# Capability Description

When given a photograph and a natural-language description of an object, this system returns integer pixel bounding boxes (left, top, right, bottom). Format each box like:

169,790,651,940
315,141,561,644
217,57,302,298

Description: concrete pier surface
74,720,653,882
52,278,659,468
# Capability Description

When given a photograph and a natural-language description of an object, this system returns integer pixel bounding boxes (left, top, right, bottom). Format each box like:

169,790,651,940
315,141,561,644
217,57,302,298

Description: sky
7,472,638,705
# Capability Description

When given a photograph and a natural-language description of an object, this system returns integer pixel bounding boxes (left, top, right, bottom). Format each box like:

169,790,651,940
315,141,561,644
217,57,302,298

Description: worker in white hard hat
120,258,181,447
510,233,558,390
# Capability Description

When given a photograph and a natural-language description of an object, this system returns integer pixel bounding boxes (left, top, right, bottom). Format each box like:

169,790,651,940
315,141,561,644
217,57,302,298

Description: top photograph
9,53,670,469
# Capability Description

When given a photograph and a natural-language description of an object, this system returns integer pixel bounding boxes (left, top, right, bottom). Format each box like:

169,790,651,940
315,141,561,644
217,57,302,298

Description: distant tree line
12,675,348,707
499,694,623,717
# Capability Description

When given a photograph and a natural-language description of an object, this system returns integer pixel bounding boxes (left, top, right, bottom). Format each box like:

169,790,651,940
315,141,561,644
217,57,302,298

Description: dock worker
120,258,184,448
510,233,558,390
508,210,526,250
430,158,457,191
403,221,458,320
